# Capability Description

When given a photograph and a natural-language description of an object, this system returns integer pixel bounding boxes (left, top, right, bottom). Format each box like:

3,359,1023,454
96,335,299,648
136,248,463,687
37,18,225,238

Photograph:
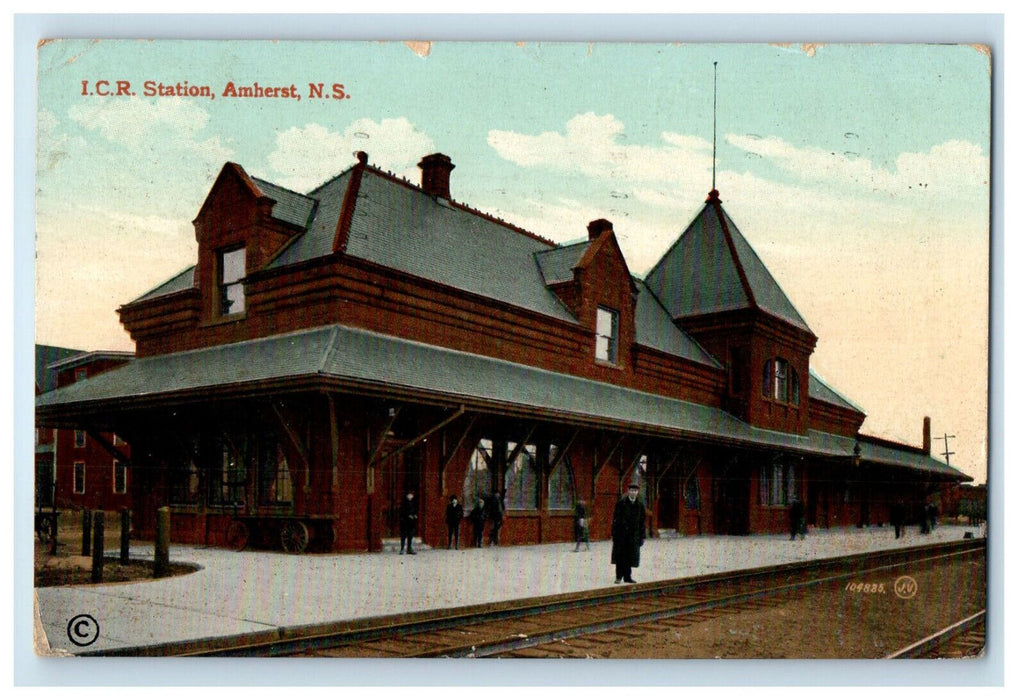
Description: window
463,439,493,509
113,460,127,494
219,247,246,315
257,436,292,505
547,444,575,511
73,462,85,494
74,430,86,448
75,369,87,382
763,358,800,405
759,461,796,506
113,433,125,445
684,475,701,510
208,436,246,507
632,454,650,504
168,441,202,506
595,306,619,363
504,442,538,510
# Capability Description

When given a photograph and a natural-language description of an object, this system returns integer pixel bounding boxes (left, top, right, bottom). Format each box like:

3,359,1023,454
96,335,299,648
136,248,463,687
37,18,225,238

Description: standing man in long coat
611,483,645,584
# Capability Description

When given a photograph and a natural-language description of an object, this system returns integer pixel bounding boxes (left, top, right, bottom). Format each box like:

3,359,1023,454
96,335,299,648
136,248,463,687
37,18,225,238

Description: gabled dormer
645,189,817,433
193,163,315,321
537,219,638,369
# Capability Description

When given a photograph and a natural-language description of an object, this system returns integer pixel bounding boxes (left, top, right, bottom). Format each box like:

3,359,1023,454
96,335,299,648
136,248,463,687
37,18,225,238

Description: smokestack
587,218,614,241
418,153,455,200
923,416,931,455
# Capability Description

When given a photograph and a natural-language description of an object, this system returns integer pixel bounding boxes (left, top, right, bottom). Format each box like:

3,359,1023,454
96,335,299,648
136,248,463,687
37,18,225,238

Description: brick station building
36,151,970,553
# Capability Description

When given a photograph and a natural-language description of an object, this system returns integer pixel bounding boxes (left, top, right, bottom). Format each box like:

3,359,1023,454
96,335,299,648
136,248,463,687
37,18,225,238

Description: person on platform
789,498,806,541
574,499,591,552
611,482,645,584
470,497,486,548
399,491,418,555
486,490,504,546
890,501,906,539
445,494,463,550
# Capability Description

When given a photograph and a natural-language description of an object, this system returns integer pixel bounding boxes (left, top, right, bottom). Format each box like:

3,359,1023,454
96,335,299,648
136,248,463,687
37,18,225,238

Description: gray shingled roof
633,281,721,368
645,200,813,334
342,171,578,322
132,266,196,303
36,324,966,481
534,242,588,285
267,171,352,267
808,369,864,413
251,177,317,229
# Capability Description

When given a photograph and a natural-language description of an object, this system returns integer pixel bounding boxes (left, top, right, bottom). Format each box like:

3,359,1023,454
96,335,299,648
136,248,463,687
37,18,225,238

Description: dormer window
595,306,619,364
762,358,801,405
219,247,246,315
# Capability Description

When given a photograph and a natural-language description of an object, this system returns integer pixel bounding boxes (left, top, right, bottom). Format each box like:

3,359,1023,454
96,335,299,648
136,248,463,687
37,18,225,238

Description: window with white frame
595,306,619,364
73,462,85,494
113,460,127,494
546,444,575,511
74,430,86,448
504,442,538,510
219,246,246,315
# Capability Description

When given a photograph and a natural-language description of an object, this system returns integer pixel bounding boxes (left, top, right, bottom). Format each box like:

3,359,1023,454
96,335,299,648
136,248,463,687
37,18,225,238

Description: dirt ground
33,512,197,587
578,551,987,659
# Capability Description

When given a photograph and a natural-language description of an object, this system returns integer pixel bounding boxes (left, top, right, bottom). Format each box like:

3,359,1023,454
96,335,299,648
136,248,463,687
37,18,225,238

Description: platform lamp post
851,441,866,527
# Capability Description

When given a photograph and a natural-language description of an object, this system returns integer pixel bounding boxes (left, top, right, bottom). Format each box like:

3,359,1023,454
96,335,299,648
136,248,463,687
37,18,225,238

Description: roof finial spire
712,60,718,192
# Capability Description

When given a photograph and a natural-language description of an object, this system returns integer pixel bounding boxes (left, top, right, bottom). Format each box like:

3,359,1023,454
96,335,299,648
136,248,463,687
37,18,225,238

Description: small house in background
36,347,134,511
36,151,971,553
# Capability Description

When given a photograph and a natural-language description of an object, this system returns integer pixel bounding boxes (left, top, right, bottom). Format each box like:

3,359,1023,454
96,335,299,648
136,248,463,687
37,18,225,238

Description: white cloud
68,98,215,149
488,113,711,186
726,133,989,201
266,119,435,192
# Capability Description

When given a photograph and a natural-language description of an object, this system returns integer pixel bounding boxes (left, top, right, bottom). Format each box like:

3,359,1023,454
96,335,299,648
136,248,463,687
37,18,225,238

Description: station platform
33,523,986,656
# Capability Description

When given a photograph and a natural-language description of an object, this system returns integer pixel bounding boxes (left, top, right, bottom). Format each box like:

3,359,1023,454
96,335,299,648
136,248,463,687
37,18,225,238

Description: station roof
645,192,813,335
37,324,967,481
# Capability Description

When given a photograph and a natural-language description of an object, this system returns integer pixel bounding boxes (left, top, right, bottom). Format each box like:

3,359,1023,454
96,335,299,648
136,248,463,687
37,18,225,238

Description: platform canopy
36,324,968,482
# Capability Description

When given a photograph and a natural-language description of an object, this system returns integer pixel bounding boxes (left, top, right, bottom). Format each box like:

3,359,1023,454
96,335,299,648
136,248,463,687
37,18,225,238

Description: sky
33,39,991,484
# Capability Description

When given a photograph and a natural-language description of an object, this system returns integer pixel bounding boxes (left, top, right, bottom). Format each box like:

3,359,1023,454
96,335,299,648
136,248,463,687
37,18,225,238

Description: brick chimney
418,153,455,200
923,416,931,455
587,218,614,240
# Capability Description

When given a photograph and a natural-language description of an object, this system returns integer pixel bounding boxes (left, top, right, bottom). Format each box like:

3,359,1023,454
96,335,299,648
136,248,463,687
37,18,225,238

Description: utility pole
933,434,956,466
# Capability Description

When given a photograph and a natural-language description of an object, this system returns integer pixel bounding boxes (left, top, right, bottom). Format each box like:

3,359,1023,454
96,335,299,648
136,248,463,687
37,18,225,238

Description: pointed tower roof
645,189,813,334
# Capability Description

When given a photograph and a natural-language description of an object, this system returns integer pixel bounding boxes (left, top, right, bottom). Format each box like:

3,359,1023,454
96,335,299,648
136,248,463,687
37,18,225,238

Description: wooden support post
120,508,131,564
154,507,170,578
327,394,340,491
48,514,58,556
90,511,105,584
440,415,477,491
81,509,92,557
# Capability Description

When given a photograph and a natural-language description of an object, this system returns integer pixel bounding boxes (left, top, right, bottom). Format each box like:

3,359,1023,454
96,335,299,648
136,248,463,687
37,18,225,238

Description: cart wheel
226,520,249,551
280,520,309,554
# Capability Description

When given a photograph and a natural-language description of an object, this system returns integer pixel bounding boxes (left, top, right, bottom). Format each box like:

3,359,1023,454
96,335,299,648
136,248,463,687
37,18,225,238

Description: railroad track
887,610,986,659
85,538,985,658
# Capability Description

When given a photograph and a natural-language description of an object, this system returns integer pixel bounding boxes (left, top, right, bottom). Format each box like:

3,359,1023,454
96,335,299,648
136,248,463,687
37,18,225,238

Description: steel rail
429,545,986,658
886,609,986,659
80,538,984,657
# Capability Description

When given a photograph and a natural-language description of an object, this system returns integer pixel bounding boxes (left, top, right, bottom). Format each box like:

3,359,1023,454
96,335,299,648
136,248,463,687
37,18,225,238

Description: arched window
462,438,493,508
505,442,538,510
547,444,575,511
763,358,801,406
